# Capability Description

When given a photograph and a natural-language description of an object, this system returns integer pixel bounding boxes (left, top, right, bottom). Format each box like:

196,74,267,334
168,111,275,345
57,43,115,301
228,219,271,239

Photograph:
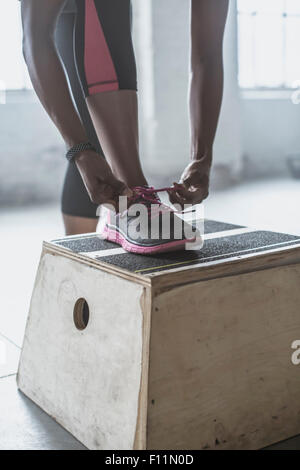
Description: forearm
22,1,87,149
189,0,229,165
189,52,224,166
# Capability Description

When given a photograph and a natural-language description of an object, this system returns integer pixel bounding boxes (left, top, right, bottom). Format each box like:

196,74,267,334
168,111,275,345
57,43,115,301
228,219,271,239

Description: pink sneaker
99,186,200,255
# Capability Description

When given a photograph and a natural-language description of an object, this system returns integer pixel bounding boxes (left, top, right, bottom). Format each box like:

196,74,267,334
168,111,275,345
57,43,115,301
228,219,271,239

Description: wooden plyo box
18,220,300,450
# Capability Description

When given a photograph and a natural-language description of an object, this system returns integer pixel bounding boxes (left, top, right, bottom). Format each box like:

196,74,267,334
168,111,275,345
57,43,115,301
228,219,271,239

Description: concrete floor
1,178,300,450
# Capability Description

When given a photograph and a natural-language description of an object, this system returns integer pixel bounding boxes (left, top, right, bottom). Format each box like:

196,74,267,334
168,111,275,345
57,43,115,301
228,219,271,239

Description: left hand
168,160,210,207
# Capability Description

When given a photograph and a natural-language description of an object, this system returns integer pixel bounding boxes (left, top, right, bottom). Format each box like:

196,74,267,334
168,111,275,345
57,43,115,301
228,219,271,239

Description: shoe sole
101,225,196,255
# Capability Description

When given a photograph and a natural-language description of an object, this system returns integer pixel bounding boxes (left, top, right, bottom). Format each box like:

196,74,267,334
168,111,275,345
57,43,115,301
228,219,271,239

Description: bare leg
63,214,98,236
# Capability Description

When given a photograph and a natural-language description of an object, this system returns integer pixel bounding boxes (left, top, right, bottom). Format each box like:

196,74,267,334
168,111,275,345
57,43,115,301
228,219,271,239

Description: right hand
75,150,132,211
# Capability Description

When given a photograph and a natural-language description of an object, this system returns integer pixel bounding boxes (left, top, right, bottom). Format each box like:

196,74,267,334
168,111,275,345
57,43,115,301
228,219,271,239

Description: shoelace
127,186,172,218
129,186,172,205
117,185,196,221
129,185,196,218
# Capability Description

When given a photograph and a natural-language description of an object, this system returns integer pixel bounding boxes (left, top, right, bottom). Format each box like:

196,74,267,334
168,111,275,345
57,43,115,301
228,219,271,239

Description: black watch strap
66,142,96,162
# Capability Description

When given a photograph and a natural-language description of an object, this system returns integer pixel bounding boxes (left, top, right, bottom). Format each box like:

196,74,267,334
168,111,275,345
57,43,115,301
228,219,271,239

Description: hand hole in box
73,298,90,330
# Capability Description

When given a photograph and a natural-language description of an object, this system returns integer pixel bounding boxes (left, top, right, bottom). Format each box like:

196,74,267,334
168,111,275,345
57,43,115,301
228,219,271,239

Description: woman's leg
56,11,99,234
74,0,148,189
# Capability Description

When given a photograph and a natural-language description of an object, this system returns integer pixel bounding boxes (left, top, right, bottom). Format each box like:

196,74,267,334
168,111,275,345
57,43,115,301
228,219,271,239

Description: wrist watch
66,142,96,162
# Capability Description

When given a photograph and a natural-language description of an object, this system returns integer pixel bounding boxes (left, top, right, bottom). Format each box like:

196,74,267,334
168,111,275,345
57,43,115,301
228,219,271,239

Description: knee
22,27,55,66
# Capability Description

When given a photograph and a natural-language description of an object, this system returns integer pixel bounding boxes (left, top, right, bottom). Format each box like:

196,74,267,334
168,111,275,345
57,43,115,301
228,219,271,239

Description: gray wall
133,0,244,186
134,0,300,181
241,97,300,178
0,93,65,207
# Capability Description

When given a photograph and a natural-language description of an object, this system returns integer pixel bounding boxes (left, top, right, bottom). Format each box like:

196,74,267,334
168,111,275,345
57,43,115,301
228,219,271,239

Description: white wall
134,0,243,183
133,0,190,174
0,93,65,207
241,96,300,178
134,0,300,182
213,0,243,175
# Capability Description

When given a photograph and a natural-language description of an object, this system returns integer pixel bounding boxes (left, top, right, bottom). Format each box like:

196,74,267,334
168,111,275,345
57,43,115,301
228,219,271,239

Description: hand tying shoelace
129,186,171,204
129,186,195,215
127,186,172,218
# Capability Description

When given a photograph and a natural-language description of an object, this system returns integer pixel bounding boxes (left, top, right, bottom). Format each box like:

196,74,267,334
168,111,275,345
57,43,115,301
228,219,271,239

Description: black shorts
56,0,136,218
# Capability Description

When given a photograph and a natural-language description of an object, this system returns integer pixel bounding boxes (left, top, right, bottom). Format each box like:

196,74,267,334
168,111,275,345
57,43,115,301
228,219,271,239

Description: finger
89,182,116,207
167,190,178,205
99,182,116,200
177,179,208,202
95,178,121,201
168,184,182,203
180,175,194,187
169,184,191,206
115,181,133,198
176,187,208,206
104,173,128,194
173,184,193,201
182,180,203,192
167,190,186,209
185,188,208,205
121,187,133,198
